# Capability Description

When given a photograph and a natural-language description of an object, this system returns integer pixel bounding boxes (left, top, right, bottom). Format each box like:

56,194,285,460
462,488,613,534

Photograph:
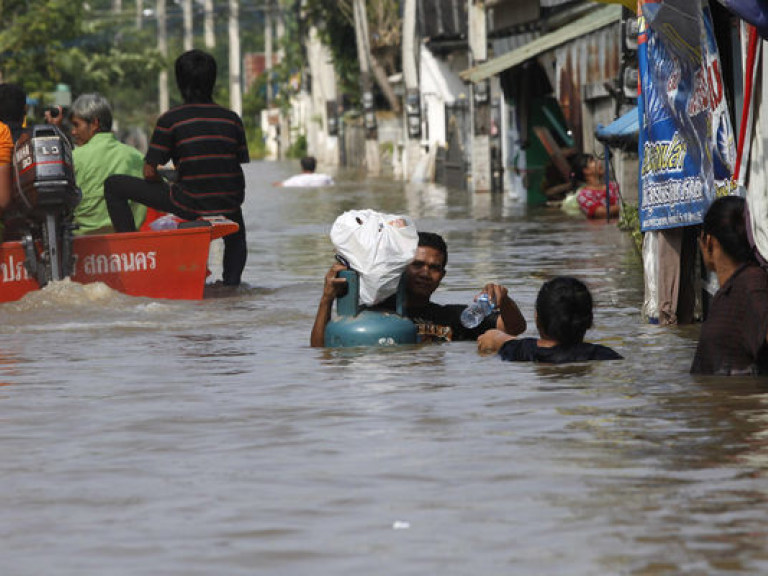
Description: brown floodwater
1,161,766,575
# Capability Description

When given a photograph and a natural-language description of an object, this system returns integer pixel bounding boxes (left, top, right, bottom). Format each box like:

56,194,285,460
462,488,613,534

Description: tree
304,0,401,111
0,0,164,130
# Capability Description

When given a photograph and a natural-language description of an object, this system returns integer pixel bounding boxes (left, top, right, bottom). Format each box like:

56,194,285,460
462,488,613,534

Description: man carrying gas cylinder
310,231,526,346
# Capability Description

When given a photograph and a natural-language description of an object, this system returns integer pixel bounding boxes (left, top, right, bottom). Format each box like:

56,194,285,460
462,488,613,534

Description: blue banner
638,1,735,231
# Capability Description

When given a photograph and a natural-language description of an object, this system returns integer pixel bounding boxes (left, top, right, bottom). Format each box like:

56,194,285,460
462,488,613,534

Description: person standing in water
311,231,526,346
278,156,334,188
477,276,622,363
691,195,768,375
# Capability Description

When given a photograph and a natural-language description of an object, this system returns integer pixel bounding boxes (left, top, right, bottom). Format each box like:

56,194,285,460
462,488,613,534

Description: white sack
330,209,418,306
642,230,659,323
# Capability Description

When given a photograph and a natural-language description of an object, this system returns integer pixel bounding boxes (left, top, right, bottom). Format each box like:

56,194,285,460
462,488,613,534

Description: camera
46,106,61,119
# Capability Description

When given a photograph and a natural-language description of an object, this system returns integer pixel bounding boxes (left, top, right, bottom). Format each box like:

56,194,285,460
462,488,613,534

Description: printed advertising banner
638,0,735,231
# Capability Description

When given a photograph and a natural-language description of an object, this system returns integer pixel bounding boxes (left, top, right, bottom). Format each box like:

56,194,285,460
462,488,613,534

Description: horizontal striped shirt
146,103,249,215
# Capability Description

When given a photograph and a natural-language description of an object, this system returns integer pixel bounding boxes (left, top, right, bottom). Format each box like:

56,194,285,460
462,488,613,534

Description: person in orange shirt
0,120,13,212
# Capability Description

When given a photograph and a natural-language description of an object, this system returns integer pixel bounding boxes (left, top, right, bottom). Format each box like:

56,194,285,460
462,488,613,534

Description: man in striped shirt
105,50,250,286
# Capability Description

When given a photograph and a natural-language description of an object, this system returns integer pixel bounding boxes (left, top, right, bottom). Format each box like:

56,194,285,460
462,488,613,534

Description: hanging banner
638,0,736,231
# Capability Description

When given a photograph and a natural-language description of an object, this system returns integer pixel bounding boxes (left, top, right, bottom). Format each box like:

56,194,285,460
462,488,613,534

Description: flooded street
2,161,768,575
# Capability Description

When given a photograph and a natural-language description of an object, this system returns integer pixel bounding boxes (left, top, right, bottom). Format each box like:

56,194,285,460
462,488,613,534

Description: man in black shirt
105,50,250,286
311,231,526,346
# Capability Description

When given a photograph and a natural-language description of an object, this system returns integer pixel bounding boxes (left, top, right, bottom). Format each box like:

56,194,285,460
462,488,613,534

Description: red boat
1,124,240,304
0,217,239,303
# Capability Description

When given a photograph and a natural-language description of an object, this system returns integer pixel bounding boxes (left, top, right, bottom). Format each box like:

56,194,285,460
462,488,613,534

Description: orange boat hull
0,218,238,302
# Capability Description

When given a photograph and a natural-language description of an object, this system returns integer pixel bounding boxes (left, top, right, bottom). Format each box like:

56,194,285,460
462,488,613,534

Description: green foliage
245,123,268,160
618,203,643,255
0,0,84,90
0,0,165,134
243,71,268,122
286,133,307,158
303,0,361,104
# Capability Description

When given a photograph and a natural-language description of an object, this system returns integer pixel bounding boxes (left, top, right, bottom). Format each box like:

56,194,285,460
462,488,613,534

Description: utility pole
265,0,273,109
183,0,193,51
468,0,491,192
204,0,215,48
276,3,290,159
157,0,169,113
228,0,242,116
353,0,380,175
136,0,142,29
402,0,421,181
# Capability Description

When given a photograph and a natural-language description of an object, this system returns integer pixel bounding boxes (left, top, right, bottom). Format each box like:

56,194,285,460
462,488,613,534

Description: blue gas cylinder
324,270,417,348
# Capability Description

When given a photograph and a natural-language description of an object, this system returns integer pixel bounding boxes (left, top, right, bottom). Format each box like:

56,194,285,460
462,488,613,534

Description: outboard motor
7,125,81,286
324,270,418,347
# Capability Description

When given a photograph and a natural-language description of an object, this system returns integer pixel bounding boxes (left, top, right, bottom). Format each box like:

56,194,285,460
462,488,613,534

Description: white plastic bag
330,209,418,306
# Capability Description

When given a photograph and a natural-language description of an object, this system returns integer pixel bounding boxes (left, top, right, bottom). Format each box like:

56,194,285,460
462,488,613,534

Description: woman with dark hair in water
478,276,622,363
691,195,768,375
570,153,620,219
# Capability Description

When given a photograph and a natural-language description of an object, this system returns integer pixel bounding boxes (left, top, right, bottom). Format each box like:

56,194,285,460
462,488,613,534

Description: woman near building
570,152,620,219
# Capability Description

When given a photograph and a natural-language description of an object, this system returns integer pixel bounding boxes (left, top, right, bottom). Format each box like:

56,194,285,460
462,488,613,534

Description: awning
595,106,639,150
459,4,622,84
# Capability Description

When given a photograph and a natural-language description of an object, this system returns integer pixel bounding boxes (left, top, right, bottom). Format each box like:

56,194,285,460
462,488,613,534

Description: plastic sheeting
745,40,768,266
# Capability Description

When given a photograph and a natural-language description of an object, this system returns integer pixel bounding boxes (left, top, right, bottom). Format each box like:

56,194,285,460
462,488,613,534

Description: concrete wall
420,45,469,149
306,27,338,167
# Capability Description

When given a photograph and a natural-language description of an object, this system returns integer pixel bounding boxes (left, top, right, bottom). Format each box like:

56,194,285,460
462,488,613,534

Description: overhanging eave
460,4,622,84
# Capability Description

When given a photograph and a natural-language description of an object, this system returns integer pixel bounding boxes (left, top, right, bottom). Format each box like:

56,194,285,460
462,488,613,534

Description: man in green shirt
48,93,146,235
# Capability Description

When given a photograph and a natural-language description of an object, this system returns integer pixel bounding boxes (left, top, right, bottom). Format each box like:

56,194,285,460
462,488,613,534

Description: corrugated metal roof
491,31,540,56
460,3,622,83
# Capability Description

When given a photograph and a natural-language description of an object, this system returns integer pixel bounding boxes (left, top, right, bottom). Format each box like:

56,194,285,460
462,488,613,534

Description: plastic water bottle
460,293,495,328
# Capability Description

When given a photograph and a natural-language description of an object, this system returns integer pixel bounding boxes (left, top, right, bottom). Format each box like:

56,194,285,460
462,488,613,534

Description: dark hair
175,50,217,103
0,83,26,124
702,195,753,263
300,156,317,172
417,231,448,267
570,153,595,184
536,277,593,346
